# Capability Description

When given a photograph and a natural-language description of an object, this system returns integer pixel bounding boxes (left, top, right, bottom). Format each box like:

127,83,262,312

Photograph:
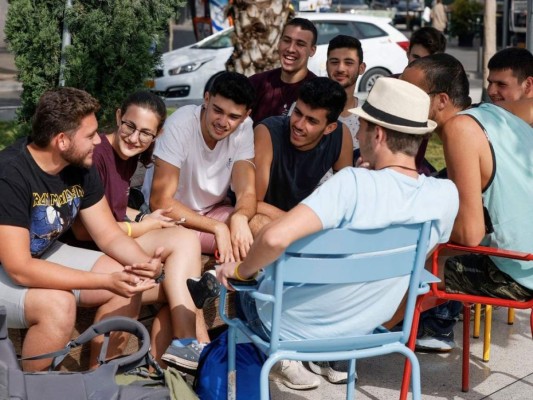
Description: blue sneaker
162,342,206,370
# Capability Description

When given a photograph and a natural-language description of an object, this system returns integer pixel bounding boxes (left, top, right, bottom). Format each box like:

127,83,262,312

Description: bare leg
22,289,77,371
80,254,143,369
196,309,210,343
136,226,205,358
150,305,172,365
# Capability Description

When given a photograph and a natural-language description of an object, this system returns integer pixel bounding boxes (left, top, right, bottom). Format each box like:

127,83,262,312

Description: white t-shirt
257,167,459,340
338,113,360,150
142,105,254,213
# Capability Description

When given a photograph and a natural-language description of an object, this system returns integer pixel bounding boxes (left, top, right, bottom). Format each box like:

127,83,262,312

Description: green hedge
5,0,184,134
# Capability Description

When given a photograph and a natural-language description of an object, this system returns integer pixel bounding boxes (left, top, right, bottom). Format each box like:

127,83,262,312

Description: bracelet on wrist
234,262,257,281
124,221,132,237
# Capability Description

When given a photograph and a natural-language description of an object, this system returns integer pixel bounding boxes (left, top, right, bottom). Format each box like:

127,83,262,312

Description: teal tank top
460,103,533,289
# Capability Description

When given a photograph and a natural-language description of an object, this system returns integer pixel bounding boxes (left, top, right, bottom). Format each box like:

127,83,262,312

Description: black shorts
444,254,533,301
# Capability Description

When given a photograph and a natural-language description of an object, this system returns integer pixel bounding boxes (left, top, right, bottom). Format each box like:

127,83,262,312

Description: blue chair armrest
420,269,440,284
418,269,440,295
230,282,259,292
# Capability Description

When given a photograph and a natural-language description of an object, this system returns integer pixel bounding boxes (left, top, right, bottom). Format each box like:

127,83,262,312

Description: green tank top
461,103,533,289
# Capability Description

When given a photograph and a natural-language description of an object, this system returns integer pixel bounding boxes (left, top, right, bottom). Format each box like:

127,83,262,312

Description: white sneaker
269,360,320,390
308,361,356,384
415,335,455,352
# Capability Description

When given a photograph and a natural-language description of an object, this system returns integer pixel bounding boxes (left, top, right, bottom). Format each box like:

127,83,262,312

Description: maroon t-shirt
93,135,138,221
249,68,317,126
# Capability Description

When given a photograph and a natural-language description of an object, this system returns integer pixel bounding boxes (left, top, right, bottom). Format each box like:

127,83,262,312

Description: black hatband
362,101,428,128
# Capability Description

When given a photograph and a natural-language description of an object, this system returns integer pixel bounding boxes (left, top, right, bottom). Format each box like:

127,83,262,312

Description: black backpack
0,306,173,400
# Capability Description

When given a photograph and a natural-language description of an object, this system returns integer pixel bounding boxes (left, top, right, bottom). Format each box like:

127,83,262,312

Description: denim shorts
236,291,271,341
445,254,533,301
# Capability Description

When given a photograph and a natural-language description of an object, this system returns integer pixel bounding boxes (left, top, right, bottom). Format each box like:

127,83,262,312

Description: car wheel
359,68,390,92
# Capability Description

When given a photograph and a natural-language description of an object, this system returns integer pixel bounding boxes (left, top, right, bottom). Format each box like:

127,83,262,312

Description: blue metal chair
219,221,435,400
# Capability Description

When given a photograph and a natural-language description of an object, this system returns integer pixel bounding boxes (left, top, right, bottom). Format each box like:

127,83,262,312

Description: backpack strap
20,316,156,373
19,341,78,370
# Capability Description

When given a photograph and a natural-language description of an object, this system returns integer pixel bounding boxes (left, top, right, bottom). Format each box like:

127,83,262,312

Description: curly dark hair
31,87,100,147
298,77,346,123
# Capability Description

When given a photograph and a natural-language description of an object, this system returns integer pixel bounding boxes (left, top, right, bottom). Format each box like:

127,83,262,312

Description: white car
152,13,409,106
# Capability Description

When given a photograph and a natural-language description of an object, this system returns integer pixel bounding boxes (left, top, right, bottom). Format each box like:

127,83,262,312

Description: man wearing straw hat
216,77,459,383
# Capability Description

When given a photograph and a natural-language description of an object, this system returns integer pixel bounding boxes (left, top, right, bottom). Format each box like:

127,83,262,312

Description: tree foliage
5,0,184,132
448,0,483,38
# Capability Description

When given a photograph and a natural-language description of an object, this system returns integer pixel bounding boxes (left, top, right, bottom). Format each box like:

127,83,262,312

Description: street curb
0,80,22,93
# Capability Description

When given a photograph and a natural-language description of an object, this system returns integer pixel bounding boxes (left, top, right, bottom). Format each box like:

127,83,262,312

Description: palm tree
226,0,294,75
483,0,496,93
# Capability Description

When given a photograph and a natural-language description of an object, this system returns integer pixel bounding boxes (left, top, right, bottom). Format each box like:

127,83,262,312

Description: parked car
151,13,409,106
371,0,395,10
329,0,370,13
392,0,423,30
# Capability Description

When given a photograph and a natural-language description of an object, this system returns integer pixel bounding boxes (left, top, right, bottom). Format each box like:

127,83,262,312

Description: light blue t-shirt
461,104,533,289
256,167,459,340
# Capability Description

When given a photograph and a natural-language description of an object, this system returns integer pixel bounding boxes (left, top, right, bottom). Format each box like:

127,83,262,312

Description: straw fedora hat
349,77,437,135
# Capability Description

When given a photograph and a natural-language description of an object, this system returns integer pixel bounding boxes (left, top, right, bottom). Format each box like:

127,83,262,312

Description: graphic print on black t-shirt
30,185,83,256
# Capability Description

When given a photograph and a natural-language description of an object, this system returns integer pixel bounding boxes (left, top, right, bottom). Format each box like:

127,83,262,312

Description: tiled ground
270,308,533,399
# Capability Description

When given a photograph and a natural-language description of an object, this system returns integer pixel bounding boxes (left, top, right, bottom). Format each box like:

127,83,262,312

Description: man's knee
25,289,76,331
164,226,201,254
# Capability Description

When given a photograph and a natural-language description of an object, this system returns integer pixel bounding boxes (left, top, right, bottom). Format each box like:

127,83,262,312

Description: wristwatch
155,265,165,284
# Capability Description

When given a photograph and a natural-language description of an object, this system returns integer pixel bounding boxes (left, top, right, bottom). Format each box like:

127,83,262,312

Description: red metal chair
400,242,533,399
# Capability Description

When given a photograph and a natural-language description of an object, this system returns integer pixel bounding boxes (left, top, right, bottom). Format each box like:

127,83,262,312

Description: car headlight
168,61,205,76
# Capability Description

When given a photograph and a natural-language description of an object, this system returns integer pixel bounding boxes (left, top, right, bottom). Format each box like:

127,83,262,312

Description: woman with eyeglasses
69,91,210,366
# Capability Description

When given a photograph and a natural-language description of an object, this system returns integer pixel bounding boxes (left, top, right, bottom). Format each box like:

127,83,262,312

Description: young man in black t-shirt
0,88,164,371
251,77,353,236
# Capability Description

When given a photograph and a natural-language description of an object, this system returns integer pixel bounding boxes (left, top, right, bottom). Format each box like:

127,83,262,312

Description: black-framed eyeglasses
120,120,156,144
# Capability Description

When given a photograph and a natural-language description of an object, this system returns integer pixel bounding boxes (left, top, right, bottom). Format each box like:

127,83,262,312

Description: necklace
279,77,300,115
378,164,419,172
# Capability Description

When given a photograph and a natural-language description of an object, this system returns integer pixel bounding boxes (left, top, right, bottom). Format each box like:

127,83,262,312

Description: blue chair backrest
261,221,432,351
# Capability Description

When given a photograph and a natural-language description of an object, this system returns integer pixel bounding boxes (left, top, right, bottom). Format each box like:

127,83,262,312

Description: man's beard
63,144,92,168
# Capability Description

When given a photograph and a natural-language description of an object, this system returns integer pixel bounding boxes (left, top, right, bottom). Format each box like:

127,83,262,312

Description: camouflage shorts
444,254,533,301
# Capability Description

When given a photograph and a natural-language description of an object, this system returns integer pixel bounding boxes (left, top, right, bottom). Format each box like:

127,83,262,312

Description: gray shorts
0,241,103,329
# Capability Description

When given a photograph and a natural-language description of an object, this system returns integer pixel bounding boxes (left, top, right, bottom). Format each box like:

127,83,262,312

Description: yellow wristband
125,221,132,237
234,262,256,281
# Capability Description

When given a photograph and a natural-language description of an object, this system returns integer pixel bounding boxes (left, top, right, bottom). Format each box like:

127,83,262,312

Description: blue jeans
418,301,462,340
236,292,271,342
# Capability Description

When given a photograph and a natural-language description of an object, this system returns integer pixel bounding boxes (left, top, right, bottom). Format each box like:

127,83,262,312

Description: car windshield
396,1,422,10
331,0,368,6
192,30,233,49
